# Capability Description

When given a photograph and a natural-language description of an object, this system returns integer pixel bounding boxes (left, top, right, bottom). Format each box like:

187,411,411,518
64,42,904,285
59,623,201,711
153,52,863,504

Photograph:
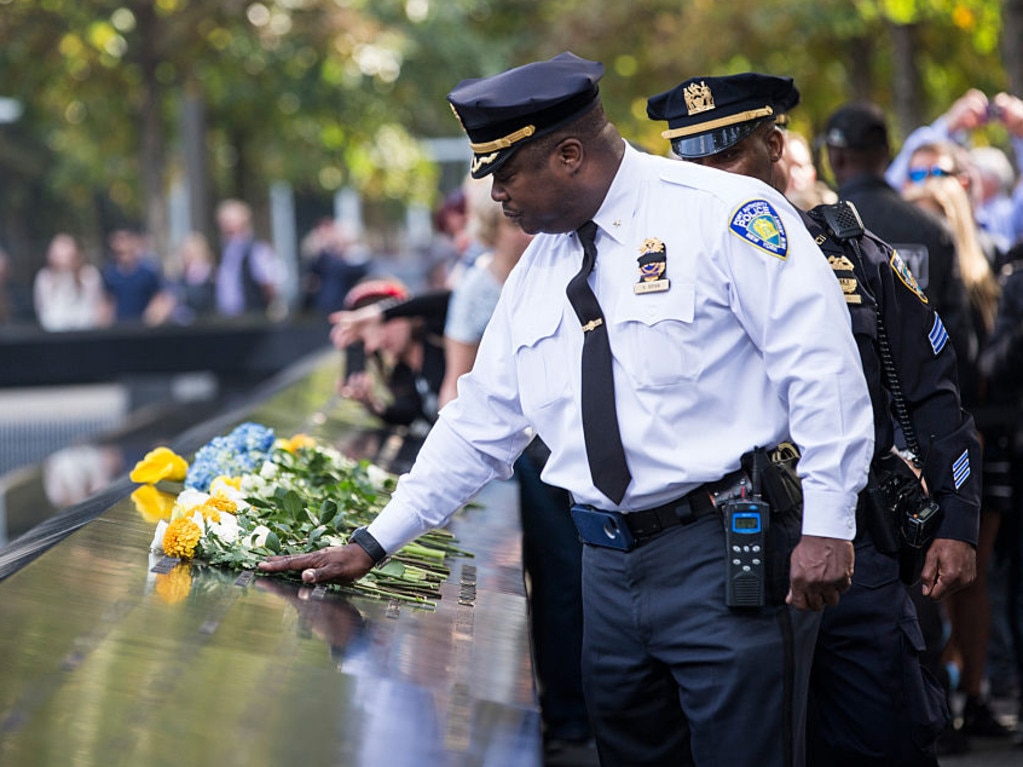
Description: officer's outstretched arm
259,545,375,585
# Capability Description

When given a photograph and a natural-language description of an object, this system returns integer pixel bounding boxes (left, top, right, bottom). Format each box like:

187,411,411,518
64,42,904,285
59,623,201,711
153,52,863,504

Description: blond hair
903,174,1000,333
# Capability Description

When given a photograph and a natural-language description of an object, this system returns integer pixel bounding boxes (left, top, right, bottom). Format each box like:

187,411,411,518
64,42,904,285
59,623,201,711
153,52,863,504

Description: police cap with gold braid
447,52,604,179
646,73,800,159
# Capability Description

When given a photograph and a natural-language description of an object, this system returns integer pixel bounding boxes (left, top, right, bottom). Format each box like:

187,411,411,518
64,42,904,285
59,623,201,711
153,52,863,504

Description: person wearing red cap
263,53,875,767
335,277,447,430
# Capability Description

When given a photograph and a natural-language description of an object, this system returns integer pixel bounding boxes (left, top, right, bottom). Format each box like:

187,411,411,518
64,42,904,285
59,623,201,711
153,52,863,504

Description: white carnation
207,511,240,544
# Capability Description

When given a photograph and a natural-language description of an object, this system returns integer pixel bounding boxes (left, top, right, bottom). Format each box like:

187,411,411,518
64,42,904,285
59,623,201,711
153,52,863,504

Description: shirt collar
590,140,640,247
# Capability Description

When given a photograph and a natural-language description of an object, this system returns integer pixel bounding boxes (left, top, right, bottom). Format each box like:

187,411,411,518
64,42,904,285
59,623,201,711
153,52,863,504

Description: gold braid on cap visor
661,106,774,139
470,124,537,154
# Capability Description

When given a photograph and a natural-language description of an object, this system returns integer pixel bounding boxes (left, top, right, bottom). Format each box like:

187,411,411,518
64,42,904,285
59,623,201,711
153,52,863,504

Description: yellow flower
198,502,222,524
277,433,316,453
172,488,219,522
162,516,203,559
155,564,192,604
213,475,242,491
130,446,188,484
131,485,177,524
207,493,238,515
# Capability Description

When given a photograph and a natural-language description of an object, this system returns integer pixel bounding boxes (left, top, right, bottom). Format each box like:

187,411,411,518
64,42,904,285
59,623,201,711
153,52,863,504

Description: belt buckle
570,505,636,550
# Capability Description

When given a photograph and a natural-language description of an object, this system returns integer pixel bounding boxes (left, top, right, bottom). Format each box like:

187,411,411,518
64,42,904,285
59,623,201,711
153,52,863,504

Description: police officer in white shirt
261,52,875,767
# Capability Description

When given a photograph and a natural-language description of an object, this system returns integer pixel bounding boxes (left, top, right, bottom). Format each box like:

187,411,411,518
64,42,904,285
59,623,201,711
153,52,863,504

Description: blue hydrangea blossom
185,422,276,491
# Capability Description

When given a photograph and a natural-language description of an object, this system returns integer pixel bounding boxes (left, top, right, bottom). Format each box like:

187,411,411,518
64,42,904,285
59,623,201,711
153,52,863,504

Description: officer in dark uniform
648,73,982,767
978,241,1023,737
822,103,977,403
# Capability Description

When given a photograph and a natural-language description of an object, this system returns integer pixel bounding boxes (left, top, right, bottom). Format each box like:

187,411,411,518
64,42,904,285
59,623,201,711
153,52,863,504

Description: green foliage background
0,0,1018,275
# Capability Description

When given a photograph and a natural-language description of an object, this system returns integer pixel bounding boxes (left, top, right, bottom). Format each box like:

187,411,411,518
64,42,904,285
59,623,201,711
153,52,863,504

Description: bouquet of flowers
131,422,471,607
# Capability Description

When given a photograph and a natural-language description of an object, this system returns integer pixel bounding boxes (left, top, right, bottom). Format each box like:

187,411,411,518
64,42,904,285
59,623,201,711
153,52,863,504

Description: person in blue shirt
101,228,169,325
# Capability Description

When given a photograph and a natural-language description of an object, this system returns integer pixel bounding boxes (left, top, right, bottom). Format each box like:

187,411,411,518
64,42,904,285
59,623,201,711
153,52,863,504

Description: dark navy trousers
515,445,591,741
580,512,820,767
807,536,948,766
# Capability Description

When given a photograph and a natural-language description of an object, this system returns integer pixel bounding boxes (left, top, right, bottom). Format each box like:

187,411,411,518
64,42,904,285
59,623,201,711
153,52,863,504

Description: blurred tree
0,0,1018,281
1006,0,1023,93
0,0,457,267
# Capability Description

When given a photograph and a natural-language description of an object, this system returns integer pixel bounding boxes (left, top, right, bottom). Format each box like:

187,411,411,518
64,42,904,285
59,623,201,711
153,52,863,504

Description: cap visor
470,146,516,179
670,121,762,159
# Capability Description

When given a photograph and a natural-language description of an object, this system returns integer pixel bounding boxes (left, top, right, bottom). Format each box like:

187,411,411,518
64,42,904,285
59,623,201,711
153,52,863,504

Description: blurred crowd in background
2,81,1023,756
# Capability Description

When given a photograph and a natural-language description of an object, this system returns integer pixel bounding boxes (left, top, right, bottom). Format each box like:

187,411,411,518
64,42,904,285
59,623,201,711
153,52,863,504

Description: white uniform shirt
369,143,874,552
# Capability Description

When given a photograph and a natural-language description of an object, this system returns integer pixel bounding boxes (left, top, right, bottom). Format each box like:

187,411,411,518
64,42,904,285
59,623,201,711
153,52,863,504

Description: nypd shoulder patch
729,200,788,259
890,249,928,304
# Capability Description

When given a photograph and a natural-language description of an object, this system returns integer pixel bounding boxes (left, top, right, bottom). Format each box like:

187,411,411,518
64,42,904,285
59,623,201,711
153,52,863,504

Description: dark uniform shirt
980,254,1023,393
837,174,978,403
802,206,981,545
977,253,1023,515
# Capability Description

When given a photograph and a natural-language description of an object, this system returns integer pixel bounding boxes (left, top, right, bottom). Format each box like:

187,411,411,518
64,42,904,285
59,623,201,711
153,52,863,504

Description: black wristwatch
350,526,388,565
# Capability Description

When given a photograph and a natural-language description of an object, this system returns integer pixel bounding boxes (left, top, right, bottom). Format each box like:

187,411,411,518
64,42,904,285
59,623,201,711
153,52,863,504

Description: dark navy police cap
824,102,889,150
646,73,800,159
447,52,604,179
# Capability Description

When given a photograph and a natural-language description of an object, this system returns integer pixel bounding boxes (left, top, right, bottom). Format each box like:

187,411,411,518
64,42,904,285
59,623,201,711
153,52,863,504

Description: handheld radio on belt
722,449,770,608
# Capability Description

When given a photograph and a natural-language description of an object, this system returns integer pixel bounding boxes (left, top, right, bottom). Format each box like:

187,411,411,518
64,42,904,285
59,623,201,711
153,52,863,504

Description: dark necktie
566,221,632,504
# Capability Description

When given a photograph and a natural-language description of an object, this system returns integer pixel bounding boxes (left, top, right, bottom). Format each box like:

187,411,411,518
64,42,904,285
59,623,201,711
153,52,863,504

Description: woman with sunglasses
903,140,1013,742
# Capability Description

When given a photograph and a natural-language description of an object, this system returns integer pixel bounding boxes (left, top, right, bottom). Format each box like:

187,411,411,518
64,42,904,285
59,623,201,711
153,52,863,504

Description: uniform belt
624,469,746,539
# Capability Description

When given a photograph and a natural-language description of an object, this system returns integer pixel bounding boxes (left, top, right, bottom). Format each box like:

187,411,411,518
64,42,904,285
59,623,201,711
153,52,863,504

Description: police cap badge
646,72,799,159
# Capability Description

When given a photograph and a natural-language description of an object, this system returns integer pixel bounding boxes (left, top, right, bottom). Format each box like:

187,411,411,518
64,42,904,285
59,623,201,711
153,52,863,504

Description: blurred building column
270,181,298,314
334,187,363,241
182,84,211,246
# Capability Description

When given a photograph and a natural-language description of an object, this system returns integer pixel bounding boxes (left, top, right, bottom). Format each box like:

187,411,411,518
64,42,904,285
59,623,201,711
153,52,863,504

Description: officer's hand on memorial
786,535,854,612
920,537,976,599
258,544,375,585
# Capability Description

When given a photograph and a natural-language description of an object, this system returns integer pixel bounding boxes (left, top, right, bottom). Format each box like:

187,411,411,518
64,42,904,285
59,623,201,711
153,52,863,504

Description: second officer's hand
920,537,976,600
258,544,374,585
786,535,854,612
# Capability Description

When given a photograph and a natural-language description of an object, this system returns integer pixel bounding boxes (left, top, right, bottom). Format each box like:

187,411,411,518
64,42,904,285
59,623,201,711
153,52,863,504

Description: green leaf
308,525,327,545
282,490,304,518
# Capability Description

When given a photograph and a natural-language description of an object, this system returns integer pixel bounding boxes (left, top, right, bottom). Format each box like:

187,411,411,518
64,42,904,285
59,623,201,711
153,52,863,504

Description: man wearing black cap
262,52,876,767
823,102,974,379
647,73,981,767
